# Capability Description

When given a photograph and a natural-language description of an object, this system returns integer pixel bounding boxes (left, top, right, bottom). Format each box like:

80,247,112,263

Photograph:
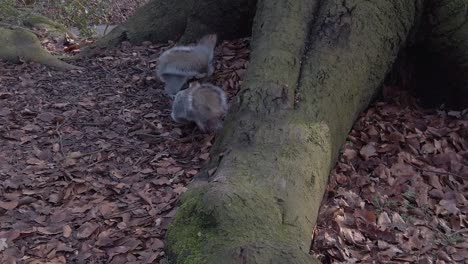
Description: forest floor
311,90,468,263
0,5,467,264
0,36,249,264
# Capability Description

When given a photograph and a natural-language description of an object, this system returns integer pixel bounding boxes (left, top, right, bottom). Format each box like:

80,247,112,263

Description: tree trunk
411,0,468,109
166,1,422,263
77,0,256,57
81,0,467,263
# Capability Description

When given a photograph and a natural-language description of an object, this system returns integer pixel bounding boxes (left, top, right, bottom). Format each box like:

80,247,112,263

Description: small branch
80,147,116,158
55,121,66,158
410,163,466,179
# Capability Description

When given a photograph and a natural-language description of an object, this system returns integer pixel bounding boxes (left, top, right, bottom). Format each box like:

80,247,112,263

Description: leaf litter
311,88,468,263
1,9,467,264
0,32,249,263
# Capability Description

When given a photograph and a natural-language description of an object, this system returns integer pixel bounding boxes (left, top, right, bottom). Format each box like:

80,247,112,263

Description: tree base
77,0,256,58
0,27,82,70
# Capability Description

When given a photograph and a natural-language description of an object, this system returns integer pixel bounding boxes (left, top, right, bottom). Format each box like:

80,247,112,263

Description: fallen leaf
360,144,376,160
439,199,460,215
37,112,55,122
377,212,391,231
26,158,45,166
342,148,357,161
0,200,18,210
77,222,99,239
199,153,210,160
36,226,62,235
0,238,7,252
390,162,416,177
63,225,72,238
140,168,154,174
354,209,376,224
173,186,187,194
68,151,82,159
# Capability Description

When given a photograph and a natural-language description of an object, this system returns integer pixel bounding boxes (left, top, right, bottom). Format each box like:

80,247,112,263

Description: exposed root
0,27,83,71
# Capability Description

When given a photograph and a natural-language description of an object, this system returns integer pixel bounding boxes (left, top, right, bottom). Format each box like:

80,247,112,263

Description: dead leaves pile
311,95,468,263
0,38,249,263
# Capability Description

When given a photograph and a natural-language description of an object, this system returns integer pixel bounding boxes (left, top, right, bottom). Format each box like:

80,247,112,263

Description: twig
55,122,66,158
71,122,102,126
143,119,159,131
410,163,466,179
133,132,181,142
80,147,116,158
86,157,109,168
108,203,142,218
451,228,468,236
103,23,110,36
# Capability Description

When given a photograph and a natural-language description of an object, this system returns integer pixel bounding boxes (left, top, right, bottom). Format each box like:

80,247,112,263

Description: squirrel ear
189,81,200,88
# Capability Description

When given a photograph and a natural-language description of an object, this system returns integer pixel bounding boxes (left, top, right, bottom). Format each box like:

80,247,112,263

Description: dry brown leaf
77,222,99,239
342,148,357,161
36,226,62,235
173,186,188,194
377,212,392,231
26,157,45,166
391,213,407,232
199,153,210,161
354,209,376,224
62,225,72,238
153,177,170,186
0,200,18,210
390,162,416,177
359,144,376,160
68,151,82,159
438,199,460,215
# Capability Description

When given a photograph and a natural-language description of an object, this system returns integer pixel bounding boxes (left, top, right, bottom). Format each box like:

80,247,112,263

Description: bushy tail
162,74,188,97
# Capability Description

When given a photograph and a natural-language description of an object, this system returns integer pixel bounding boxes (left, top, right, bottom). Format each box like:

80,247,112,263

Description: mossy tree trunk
0,27,82,70
0,10,81,70
166,0,426,263
83,0,467,263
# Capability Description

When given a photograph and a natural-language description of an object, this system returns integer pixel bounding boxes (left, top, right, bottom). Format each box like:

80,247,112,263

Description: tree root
76,0,257,58
0,27,83,71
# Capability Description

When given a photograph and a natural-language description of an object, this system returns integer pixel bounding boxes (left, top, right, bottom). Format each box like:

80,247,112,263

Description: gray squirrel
171,81,228,133
157,34,217,97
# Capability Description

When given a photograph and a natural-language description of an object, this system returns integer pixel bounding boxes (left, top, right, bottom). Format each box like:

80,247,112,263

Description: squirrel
157,34,218,98
171,81,228,133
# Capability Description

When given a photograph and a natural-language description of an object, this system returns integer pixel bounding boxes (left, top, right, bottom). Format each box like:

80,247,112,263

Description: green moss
0,27,81,70
166,188,217,264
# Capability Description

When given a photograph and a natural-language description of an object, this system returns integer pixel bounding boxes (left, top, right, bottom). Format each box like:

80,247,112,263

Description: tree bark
411,0,468,109
166,1,421,263
77,0,256,57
